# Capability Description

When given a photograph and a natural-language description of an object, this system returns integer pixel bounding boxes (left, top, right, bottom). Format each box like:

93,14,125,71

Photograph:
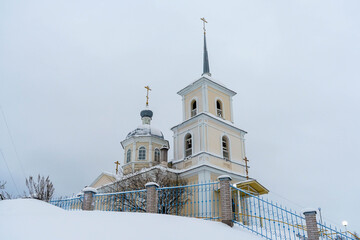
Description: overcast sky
1,0,359,232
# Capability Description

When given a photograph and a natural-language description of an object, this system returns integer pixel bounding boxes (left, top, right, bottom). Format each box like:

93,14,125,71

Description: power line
0,105,27,179
271,190,343,228
270,190,305,209
0,149,20,195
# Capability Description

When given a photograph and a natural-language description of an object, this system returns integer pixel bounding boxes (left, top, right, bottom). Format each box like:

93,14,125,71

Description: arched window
185,133,192,157
216,100,223,118
191,100,197,117
138,146,146,160
222,136,229,160
154,148,160,162
126,149,131,163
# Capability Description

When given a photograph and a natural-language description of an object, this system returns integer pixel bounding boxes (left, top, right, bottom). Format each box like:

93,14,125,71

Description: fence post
218,175,233,227
82,187,97,211
303,210,320,240
145,182,159,213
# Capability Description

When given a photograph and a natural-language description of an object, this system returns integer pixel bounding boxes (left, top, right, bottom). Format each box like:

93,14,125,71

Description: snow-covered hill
0,199,259,240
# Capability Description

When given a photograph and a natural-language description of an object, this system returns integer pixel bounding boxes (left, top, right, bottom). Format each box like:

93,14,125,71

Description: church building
89,20,268,197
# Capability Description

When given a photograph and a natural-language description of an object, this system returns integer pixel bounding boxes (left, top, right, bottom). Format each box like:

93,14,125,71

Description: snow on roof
188,74,227,89
126,124,164,140
177,74,236,96
96,160,250,191
218,175,232,180
101,171,122,180
89,171,120,188
97,165,182,190
0,199,260,240
302,208,318,214
82,187,98,193
145,182,159,187
171,112,247,134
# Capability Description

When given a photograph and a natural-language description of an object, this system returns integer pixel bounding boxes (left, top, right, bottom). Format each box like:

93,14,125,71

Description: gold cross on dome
145,85,152,107
114,160,120,175
200,17,208,33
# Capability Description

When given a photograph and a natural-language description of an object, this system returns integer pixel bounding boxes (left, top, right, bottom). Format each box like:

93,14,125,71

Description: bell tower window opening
185,133,192,157
191,100,197,117
222,136,229,160
138,146,146,160
216,100,223,118
126,149,131,163
154,148,160,162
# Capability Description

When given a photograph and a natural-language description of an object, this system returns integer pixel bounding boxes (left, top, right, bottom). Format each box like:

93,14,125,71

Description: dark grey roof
203,33,210,76
140,109,153,118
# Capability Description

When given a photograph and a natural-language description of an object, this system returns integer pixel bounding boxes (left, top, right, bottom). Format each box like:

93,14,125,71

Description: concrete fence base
145,182,159,213
218,175,233,227
82,187,97,211
303,210,319,240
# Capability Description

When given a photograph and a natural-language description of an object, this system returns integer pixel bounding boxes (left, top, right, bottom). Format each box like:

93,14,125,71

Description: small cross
114,160,121,175
244,157,249,180
200,17,208,33
144,85,152,107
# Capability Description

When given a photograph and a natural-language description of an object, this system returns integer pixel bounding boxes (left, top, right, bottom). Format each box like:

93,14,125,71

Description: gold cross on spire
200,17,208,34
244,157,249,180
144,86,151,107
114,160,120,175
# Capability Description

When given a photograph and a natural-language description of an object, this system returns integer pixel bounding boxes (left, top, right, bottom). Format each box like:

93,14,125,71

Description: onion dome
125,108,164,140
140,109,153,118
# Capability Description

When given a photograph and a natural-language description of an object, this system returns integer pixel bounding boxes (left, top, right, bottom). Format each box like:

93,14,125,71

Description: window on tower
185,133,192,157
216,100,223,118
222,136,229,160
154,148,160,162
126,149,131,163
191,100,197,117
138,146,146,160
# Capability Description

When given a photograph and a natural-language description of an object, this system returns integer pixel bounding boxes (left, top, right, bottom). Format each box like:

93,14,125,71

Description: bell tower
171,19,249,183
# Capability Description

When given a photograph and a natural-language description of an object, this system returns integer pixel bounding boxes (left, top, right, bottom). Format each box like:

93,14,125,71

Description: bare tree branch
0,181,12,200
25,174,55,202
99,169,189,213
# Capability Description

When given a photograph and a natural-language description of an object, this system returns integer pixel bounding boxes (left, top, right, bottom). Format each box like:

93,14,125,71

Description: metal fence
49,182,356,240
231,185,355,240
49,196,83,210
157,181,220,220
318,222,357,240
93,189,146,212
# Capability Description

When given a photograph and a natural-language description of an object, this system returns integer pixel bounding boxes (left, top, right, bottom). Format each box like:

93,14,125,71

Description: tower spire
201,17,211,76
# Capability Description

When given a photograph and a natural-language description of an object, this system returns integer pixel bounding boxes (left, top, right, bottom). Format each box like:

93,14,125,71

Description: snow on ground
0,199,259,240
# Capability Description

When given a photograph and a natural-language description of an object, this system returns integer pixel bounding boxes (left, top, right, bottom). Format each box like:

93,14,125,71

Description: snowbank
0,199,259,240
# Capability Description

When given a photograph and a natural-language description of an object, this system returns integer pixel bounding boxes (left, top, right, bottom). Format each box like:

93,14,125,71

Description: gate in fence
49,176,356,240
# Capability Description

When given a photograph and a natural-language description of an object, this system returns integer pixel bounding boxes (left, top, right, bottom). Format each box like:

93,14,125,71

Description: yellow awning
234,180,269,196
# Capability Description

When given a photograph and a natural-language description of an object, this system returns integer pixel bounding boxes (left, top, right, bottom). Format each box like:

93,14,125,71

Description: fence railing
157,182,220,220
231,185,307,240
49,181,356,240
49,196,83,210
230,185,355,240
318,222,356,240
93,189,147,212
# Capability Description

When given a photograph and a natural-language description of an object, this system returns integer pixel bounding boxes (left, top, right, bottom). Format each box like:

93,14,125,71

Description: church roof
126,124,164,140
177,74,236,97
171,111,247,134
